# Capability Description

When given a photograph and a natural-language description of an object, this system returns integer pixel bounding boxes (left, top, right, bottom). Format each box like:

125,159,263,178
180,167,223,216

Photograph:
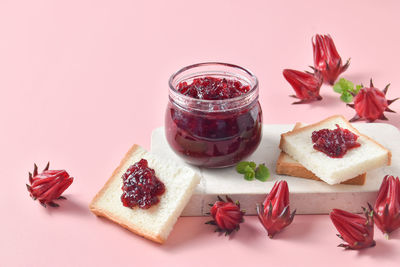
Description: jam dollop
121,159,165,209
311,124,361,158
177,77,250,100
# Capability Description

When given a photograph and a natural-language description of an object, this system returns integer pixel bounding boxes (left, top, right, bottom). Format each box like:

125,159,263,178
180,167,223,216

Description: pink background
1,0,400,266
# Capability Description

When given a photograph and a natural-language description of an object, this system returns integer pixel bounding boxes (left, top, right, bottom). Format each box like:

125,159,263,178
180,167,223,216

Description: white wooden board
151,123,400,215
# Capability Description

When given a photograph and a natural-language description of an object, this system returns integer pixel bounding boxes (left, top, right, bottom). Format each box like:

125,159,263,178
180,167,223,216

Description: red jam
166,71,262,168
177,77,250,100
311,124,361,158
121,159,165,209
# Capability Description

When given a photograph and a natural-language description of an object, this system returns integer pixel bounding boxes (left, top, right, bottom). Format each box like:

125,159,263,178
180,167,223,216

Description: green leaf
349,84,361,94
333,78,354,94
255,164,270,182
236,161,250,174
355,84,362,94
236,161,256,174
333,78,362,103
340,91,353,103
244,167,255,181
248,161,256,170
238,161,270,182
342,78,354,91
244,165,254,174
333,83,344,94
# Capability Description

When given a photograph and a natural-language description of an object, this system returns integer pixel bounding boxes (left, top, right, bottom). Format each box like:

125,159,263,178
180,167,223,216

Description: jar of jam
165,62,262,168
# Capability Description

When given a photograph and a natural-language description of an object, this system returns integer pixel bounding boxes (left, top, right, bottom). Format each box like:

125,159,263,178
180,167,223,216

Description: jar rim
168,62,259,105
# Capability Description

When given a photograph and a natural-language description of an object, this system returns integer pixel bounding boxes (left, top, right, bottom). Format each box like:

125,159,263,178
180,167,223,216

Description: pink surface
1,0,400,266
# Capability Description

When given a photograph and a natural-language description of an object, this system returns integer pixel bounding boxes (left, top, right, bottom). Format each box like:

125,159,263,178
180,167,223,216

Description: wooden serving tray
151,123,400,215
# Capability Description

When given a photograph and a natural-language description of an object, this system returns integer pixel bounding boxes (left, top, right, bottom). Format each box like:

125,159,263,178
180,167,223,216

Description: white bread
89,145,200,244
279,115,391,185
276,123,366,185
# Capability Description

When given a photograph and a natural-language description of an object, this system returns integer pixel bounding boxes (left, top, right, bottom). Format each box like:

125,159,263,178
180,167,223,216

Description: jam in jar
165,62,262,168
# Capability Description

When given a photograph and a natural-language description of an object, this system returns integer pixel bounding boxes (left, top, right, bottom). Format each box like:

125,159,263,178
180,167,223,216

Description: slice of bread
279,115,391,185
89,145,200,244
276,123,366,185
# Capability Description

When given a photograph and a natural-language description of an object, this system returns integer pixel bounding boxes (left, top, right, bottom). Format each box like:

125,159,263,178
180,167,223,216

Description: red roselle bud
283,69,323,104
348,79,398,122
26,163,74,207
205,196,245,236
256,180,296,238
330,207,375,250
312,34,350,85
372,175,400,237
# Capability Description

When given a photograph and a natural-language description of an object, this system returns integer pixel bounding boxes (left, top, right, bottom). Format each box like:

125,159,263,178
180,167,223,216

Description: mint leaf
333,78,354,94
255,164,270,182
342,78,354,92
237,161,269,182
244,165,254,173
236,161,256,174
333,78,361,103
355,84,362,94
244,166,255,180
349,84,361,94
248,161,256,170
236,161,250,174
333,82,344,94
340,91,353,103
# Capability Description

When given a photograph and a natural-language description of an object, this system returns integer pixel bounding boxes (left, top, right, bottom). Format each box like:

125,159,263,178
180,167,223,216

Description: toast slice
276,123,366,185
279,115,391,185
89,145,200,244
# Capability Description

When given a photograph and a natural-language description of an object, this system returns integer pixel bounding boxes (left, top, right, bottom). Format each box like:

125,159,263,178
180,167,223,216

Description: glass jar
165,62,262,168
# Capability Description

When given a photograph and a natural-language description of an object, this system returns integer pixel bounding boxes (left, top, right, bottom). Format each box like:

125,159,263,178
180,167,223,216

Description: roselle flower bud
348,79,398,122
372,175,400,237
312,34,350,85
283,69,323,104
26,163,74,207
205,196,245,236
330,207,375,250
256,180,296,238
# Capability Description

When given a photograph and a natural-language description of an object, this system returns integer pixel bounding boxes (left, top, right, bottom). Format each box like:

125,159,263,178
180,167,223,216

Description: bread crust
279,115,391,166
89,144,164,244
276,151,366,185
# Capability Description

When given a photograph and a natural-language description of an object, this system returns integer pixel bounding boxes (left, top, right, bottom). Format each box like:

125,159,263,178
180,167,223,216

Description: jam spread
121,159,165,209
311,124,361,158
177,77,250,100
